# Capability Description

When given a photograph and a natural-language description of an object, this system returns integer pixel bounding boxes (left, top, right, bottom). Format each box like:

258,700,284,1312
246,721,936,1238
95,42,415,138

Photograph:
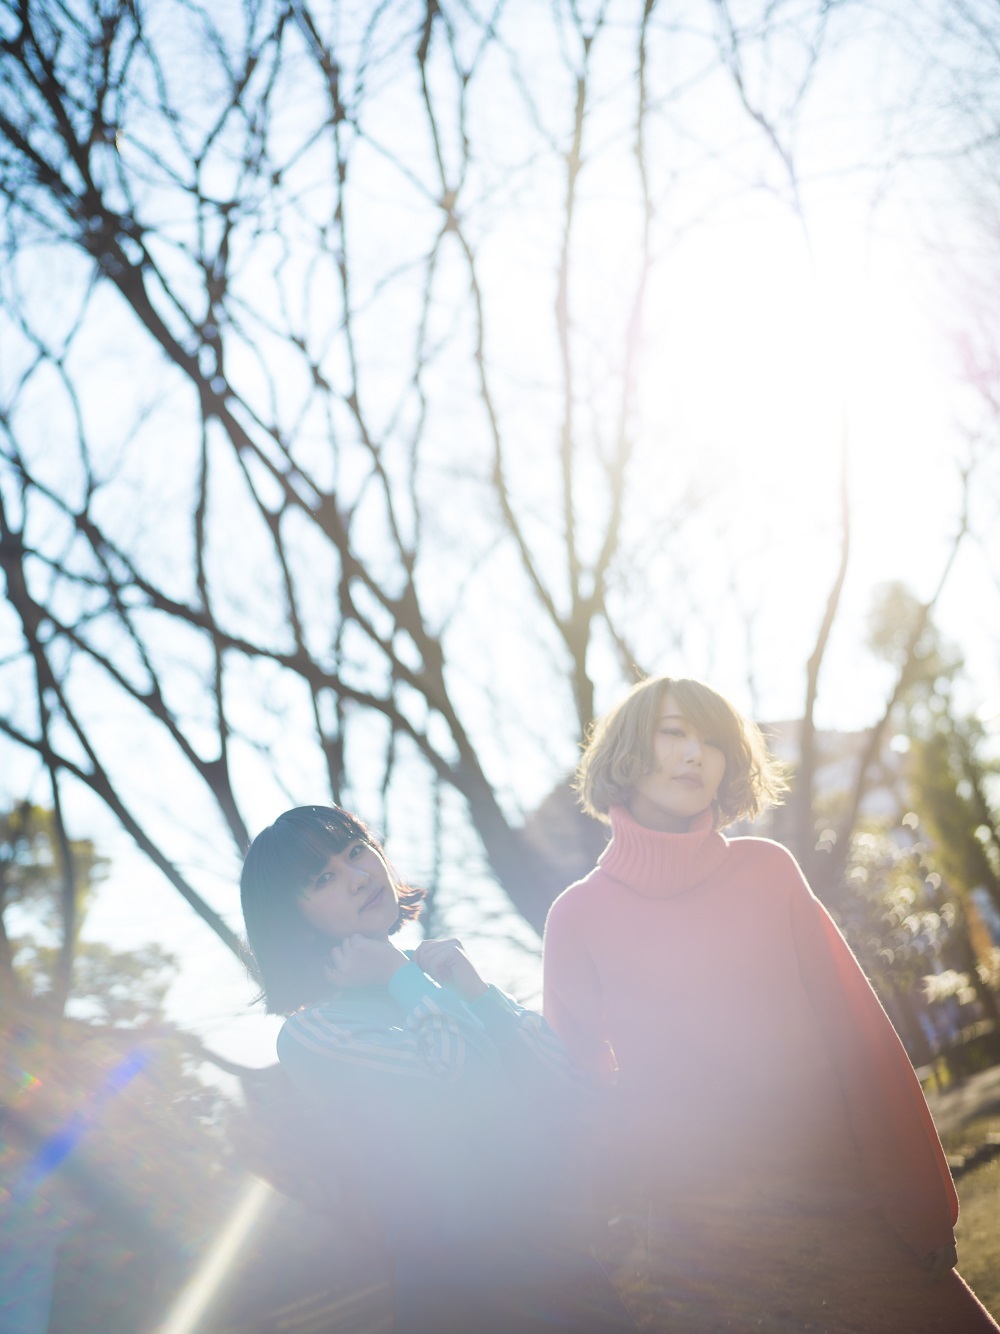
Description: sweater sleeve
468,983,594,1094
277,961,501,1088
542,889,617,1083
784,852,958,1258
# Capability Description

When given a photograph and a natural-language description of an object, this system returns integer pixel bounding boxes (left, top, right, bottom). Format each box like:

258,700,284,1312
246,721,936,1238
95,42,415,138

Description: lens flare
11,1049,149,1202
156,1175,274,1334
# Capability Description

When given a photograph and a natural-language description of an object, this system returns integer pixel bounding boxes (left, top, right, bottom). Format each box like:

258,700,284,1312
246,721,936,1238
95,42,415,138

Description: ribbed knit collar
598,804,730,898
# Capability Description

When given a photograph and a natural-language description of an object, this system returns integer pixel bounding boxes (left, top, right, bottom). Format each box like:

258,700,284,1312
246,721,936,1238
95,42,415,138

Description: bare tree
0,0,985,952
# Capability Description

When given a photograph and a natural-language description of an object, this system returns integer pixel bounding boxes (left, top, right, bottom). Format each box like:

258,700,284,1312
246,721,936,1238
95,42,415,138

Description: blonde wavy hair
576,676,787,827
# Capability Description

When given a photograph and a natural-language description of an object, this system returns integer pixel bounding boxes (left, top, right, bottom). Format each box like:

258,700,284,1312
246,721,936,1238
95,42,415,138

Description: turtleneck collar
598,804,730,898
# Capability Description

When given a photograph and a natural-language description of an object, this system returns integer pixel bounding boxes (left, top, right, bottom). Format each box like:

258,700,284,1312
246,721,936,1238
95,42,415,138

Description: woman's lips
672,774,703,787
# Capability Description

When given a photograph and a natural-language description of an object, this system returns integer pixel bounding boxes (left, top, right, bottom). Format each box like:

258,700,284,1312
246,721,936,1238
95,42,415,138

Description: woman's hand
326,934,407,989
922,1241,958,1285
413,937,489,1003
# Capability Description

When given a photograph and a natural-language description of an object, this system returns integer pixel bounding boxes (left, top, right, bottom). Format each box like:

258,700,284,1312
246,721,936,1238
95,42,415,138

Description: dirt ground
941,1110,1000,1323
955,1150,1000,1321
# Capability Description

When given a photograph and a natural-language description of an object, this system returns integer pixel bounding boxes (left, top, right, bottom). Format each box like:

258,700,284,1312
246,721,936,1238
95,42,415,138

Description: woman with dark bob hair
241,804,635,1334
543,676,998,1332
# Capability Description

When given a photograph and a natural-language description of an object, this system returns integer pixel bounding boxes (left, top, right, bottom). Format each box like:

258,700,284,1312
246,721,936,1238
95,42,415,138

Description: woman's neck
626,794,705,834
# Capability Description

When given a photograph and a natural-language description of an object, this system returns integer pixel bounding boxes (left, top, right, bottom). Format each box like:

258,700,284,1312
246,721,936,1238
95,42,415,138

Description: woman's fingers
414,939,458,972
415,938,462,959
413,938,487,1001
324,935,363,983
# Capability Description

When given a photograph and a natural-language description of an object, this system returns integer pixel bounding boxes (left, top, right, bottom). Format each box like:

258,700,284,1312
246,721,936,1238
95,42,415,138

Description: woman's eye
348,842,364,859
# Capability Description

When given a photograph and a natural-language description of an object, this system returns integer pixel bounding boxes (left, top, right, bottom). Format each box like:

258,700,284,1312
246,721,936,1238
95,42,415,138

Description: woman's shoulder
547,862,616,919
277,1000,326,1050
724,832,798,862
277,994,367,1051
722,833,810,887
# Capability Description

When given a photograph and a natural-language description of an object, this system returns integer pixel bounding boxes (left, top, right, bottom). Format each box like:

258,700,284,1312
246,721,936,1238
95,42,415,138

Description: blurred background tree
0,800,177,1022
835,818,1000,1077
912,717,1000,921
786,583,1000,1074
0,802,246,1332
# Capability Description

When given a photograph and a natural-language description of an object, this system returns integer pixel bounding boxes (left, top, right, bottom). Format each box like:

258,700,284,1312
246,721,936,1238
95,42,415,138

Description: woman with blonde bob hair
576,675,785,829
544,675,998,1332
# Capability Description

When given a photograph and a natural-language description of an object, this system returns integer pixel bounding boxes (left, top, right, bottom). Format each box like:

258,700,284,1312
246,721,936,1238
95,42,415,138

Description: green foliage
1,801,179,1023
14,938,178,1026
0,801,112,1009
838,822,954,996
911,720,1000,914
866,581,963,721
862,582,1000,999
835,817,1000,1070
0,803,242,1332
0,802,107,931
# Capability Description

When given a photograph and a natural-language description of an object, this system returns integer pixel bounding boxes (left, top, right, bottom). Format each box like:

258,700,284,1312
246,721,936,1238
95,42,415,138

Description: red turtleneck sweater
542,806,958,1262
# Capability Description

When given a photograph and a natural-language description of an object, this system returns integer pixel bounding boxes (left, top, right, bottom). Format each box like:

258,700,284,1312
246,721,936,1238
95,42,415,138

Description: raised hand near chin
413,937,488,1002
326,934,407,989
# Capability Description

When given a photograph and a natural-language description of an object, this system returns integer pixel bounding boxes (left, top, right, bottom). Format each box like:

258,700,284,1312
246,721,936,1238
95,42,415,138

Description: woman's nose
684,736,703,761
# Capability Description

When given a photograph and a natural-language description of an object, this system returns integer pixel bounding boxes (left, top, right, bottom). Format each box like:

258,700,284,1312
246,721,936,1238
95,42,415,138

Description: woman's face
628,690,727,832
296,839,400,941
